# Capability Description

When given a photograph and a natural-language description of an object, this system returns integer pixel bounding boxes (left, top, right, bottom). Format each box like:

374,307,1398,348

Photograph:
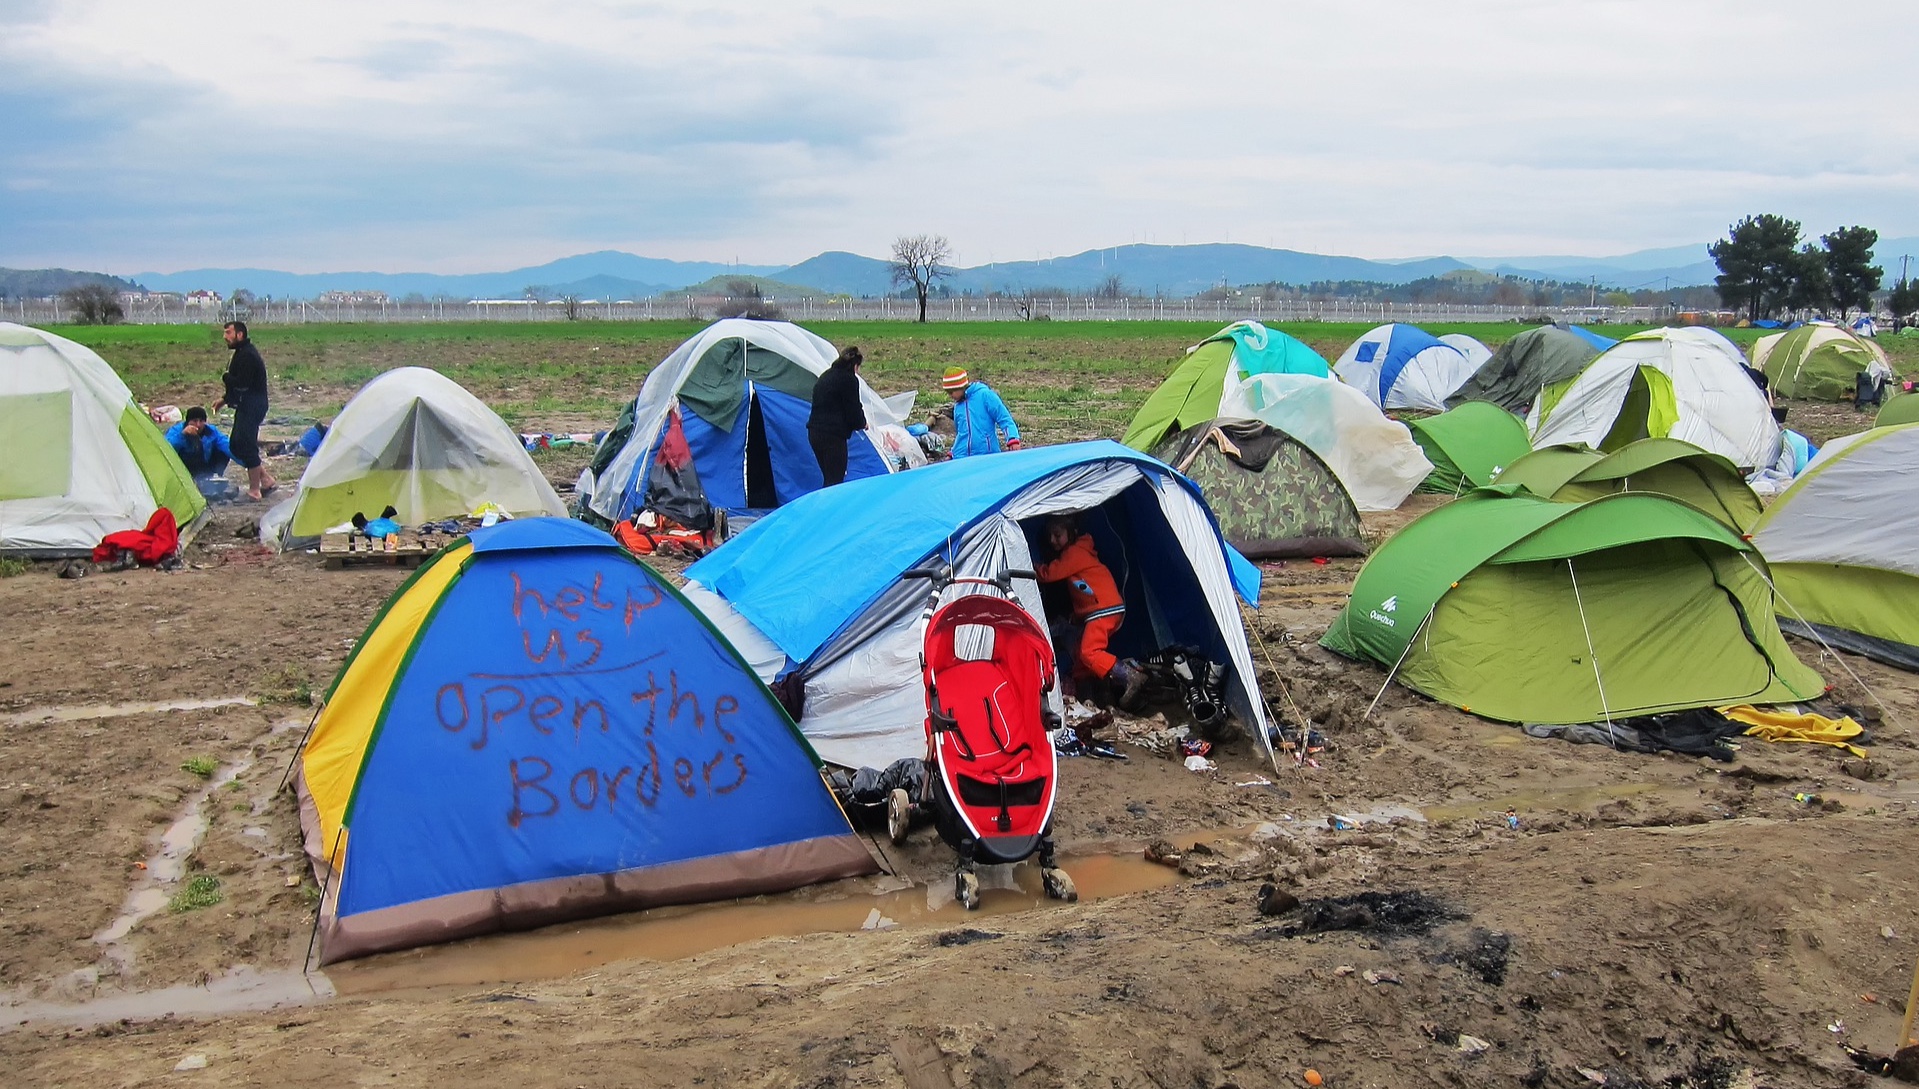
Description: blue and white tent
683,441,1272,769
1852,315,1878,337
1333,324,1478,412
581,319,923,525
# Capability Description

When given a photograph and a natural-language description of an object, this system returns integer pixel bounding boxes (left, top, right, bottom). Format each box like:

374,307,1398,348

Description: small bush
0,557,29,578
167,874,223,914
263,665,313,706
181,756,218,779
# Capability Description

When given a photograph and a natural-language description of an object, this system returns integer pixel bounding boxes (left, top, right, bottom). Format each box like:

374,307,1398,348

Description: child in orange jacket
1035,516,1145,705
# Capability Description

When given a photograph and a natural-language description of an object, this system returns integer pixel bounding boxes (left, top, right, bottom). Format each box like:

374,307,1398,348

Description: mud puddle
0,696,256,728
94,759,253,971
330,851,1179,995
1,967,330,1030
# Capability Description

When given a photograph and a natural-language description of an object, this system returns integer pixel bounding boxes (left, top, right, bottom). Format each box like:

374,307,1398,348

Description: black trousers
229,396,268,469
810,429,850,486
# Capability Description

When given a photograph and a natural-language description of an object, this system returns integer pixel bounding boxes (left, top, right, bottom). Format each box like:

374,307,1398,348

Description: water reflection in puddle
0,696,256,728
331,852,1179,995
94,760,252,973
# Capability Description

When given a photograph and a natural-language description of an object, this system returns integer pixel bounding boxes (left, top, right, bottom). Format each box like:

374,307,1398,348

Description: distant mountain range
102,237,1919,300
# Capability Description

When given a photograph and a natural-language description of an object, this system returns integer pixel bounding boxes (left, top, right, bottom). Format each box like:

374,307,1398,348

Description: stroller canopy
683,440,1270,769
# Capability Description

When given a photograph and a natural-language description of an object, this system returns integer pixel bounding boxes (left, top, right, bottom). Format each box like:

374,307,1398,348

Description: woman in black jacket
807,346,868,486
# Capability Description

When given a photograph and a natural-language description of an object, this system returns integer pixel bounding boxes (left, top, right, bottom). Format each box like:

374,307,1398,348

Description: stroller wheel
886,788,912,845
955,870,981,911
1042,866,1078,902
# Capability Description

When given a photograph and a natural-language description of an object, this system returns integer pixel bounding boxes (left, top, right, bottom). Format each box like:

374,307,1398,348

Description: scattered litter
284,874,301,888
1303,1069,1323,1086
1363,969,1401,986
936,928,1001,947
1260,890,1463,938
1334,965,1356,976
1883,925,1899,939
1504,807,1521,830
1143,840,1182,867
860,908,897,931
1235,776,1274,787
1256,883,1300,916
1455,1034,1490,1056
1179,738,1212,758
1842,1042,1919,1082
1861,993,1879,1004
1828,1020,1847,1034
173,1054,208,1072
1327,816,1356,831
1577,1067,1608,1085
1182,755,1216,773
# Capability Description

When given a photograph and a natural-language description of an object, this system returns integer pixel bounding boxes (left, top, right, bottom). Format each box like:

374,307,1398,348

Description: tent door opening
744,391,778,510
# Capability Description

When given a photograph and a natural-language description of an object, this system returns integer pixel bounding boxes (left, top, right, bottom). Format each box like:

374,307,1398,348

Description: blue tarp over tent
682,441,1272,768
1564,325,1620,351
689,440,1260,664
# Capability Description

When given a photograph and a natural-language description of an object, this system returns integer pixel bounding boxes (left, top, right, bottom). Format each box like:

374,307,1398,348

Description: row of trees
1709,215,1886,322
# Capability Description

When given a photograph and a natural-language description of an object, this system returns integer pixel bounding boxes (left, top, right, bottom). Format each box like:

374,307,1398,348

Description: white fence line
4,294,1678,327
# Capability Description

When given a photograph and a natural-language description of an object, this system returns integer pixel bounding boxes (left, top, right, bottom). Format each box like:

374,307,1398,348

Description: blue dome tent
1333,323,1478,412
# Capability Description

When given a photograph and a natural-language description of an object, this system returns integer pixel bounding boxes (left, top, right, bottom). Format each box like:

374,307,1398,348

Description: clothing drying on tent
581,320,921,528
294,518,875,963
1150,418,1365,559
1438,334,1491,372
0,323,204,556
1527,327,1781,471
1446,326,1608,413
1751,423,1919,670
266,367,566,547
1495,439,1763,533
1878,392,1919,427
1332,324,1478,412
1750,323,1893,401
1321,488,1822,725
1119,321,1328,451
1217,373,1432,512
680,441,1271,771
1404,402,1531,495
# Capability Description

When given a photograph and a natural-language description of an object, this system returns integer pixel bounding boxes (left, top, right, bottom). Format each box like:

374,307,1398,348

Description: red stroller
905,566,1077,910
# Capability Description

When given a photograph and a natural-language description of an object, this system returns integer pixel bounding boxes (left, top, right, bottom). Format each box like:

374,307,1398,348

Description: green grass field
50,319,1919,448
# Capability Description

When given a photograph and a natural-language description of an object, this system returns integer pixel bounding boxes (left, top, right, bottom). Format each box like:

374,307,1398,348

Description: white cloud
2,0,1914,271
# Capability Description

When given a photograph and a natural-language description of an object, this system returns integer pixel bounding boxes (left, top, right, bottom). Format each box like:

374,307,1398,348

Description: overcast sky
4,0,1914,273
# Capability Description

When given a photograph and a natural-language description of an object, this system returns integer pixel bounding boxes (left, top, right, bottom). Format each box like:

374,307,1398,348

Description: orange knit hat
941,366,970,390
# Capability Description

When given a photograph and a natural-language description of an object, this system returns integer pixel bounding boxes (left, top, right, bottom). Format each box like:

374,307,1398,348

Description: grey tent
1447,326,1605,413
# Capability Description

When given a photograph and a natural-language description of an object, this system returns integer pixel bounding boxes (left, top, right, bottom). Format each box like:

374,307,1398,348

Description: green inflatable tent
1321,489,1822,724
1493,438,1763,533
1403,402,1531,495
1445,326,1603,413
1150,418,1365,559
1121,321,1329,451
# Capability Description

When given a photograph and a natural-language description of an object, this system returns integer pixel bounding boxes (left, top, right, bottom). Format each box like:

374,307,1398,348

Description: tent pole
1737,555,1895,725
1236,602,1297,772
277,703,325,794
1364,608,1433,722
304,827,345,974
1565,558,1619,747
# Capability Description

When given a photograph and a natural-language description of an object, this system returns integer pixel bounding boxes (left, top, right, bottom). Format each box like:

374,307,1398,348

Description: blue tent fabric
1375,326,1454,402
335,521,866,926
1564,325,1620,351
659,388,888,515
687,440,1260,664
1213,323,1331,378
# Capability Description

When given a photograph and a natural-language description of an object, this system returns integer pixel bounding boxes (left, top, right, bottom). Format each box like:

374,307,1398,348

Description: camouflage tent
1152,419,1365,559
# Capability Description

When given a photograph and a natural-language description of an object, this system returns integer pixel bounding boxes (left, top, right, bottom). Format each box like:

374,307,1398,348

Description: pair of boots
1106,658,1148,710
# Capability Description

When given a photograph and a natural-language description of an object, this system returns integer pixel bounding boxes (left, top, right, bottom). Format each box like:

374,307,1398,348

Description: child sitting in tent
1035,515,1145,707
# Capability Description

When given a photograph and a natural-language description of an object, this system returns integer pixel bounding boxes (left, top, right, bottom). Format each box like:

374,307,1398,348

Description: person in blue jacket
165,406,234,482
941,366,1021,457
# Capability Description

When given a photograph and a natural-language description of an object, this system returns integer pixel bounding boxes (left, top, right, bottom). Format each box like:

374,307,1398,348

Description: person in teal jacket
941,366,1021,457
165,406,234,480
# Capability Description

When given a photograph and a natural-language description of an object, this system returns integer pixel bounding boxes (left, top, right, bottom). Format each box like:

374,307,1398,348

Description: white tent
582,319,921,524
1333,323,1478,412
268,367,565,545
1438,333,1493,372
1526,328,1781,471
1220,373,1433,511
0,323,204,555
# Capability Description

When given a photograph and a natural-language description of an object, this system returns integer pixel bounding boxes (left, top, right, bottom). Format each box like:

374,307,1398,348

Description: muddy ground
4,395,1919,1088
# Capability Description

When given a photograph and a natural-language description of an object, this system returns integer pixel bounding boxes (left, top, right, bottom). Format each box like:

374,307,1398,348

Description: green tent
1403,402,1531,495
1752,424,1919,669
1151,419,1365,559
1121,322,1329,451
1446,326,1603,413
1877,392,1919,427
1493,438,1763,532
1751,323,1891,400
1321,489,1822,724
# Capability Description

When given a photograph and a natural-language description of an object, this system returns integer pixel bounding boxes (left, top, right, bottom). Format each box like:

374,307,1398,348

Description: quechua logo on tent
1369,595,1398,627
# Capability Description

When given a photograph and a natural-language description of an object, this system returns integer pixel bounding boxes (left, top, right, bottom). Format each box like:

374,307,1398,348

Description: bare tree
560,294,583,321
890,234,952,323
59,283,123,325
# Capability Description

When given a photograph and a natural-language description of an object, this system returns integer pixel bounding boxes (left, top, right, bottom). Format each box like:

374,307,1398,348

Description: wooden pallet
319,530,454,570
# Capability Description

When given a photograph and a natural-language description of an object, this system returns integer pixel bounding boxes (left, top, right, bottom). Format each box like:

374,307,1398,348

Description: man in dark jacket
211,321,277,500
807,346,868,486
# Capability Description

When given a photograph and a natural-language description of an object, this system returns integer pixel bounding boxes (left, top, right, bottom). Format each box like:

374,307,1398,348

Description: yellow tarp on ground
1721,705,1868,758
